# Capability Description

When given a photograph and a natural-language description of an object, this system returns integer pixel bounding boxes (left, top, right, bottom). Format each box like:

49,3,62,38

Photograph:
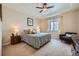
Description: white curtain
48,17,59,32
48,16,63,37
59,16,63,34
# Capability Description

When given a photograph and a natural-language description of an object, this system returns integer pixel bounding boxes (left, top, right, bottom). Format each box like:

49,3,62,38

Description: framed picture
27,18,33,26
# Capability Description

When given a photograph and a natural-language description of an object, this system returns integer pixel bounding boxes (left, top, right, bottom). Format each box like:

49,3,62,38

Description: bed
21,32,51,48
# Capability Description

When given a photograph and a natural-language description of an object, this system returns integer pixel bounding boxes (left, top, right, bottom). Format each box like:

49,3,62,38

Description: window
49,18,59,32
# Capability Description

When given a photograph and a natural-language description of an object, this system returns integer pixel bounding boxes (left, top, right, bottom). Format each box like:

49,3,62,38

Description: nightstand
10,33,21,45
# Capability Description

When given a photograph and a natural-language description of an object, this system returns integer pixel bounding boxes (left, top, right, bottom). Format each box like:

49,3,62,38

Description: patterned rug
33,39,72,56
71,47,79,56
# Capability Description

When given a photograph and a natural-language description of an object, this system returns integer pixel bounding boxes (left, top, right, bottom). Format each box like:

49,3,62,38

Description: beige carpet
2,39,72,56
2,43,36,56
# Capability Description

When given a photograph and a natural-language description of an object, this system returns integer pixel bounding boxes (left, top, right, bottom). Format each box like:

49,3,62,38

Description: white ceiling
3,3,79,18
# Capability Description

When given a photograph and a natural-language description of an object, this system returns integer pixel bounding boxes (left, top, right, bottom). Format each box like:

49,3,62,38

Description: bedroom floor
2,39,72,56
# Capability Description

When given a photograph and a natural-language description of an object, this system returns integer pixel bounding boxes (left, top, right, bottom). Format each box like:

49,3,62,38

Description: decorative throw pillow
66,34,72,37
28,28,32,34
32,29,37,34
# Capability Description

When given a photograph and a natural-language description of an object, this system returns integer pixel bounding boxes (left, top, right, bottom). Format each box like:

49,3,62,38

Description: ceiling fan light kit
43,8,47,11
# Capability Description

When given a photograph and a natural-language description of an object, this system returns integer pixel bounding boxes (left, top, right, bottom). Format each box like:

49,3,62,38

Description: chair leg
72,43,76,50
71,40,76,50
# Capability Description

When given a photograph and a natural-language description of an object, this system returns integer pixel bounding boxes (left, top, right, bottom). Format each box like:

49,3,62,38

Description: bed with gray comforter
21,32,51,48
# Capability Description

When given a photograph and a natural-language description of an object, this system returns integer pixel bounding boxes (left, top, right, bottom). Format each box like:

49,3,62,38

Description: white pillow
66,34,72,37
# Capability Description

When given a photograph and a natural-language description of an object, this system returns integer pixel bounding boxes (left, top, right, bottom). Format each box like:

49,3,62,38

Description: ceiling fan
36,3,54,13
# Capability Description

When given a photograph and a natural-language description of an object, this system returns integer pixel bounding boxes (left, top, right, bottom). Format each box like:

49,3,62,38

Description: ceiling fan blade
36,7,43,9
47,6,54,9
40,10,43,13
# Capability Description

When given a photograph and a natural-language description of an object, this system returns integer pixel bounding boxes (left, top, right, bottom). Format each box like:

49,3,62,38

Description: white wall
77,10,79,33
61,10,78,33
38,19,48,32
2,5,39,45
0,19,2,56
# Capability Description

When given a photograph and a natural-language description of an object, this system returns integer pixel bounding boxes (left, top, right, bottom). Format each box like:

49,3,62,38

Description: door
0,4,2,56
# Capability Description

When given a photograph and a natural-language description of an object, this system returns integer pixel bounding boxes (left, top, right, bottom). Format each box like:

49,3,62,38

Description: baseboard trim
2,41,10,46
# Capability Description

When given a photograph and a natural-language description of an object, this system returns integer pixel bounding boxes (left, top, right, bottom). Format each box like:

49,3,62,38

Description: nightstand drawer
11,33,21,45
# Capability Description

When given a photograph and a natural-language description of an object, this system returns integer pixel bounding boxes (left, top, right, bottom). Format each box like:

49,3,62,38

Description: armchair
59,32,77,44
